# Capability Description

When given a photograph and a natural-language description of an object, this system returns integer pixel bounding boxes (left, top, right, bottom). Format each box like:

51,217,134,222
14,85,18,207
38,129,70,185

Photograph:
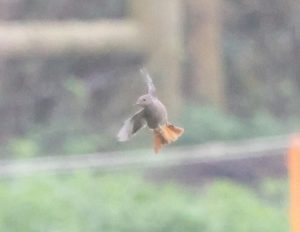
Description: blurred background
0,0,297,231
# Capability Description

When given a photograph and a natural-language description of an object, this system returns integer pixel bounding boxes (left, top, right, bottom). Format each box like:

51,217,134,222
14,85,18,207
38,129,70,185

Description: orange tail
154,124,184,154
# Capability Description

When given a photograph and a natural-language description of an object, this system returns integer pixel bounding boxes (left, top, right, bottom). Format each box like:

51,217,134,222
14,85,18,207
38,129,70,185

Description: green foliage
0,174,288,232
7,138,40,158
180,105,243,144
63,134,104,154
259,178,288,207
4,104,300,157
180,104,299,145
203,181,288,232
63,78,88,104
5,104,299,157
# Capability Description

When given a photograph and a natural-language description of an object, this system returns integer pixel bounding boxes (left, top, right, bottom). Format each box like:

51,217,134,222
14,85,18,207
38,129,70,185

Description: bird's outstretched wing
140,68,156,96
117,109,146,142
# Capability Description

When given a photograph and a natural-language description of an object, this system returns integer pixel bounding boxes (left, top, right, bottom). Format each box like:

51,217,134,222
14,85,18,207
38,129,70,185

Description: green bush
4,104,300,157
0,173,288,232
179,105,243,144
7,138,40,159
179,104,299,145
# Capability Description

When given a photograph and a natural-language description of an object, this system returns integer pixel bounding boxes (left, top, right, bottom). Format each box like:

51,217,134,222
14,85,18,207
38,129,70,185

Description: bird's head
136,94,153,107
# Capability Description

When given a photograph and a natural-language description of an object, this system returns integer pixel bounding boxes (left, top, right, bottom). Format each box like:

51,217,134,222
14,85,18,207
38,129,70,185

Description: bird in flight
117,68,184,153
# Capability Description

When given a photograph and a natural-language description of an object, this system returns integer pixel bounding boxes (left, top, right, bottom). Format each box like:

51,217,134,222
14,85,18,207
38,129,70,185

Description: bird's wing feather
117,109,146,142
140,68,156,96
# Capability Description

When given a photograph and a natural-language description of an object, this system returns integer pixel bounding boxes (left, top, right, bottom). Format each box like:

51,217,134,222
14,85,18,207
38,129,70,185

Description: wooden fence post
130,0,183,116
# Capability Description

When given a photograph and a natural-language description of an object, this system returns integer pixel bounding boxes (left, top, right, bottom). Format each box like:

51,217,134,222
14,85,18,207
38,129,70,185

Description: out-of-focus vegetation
0,1,292,231
0,0,299,157
3,103,300,158
0,173,288,232
180,105,300,145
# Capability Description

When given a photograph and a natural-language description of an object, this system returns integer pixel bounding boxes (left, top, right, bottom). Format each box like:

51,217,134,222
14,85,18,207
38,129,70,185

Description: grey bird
117,68,184,153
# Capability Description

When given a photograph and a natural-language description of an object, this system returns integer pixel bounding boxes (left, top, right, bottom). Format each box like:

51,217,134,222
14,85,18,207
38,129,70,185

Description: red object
288,135,300,232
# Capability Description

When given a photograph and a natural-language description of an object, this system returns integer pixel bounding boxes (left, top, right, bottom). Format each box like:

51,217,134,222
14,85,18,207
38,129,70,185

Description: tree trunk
130,0,183,116
186,0,225,108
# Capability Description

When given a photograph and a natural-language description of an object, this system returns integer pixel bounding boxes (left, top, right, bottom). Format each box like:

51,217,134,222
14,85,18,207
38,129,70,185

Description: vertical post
130,0,183,116
288,135,300,232
186,0,224,108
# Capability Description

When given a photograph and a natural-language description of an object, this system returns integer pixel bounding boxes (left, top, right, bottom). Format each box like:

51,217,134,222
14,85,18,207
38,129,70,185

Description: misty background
0,0,296,231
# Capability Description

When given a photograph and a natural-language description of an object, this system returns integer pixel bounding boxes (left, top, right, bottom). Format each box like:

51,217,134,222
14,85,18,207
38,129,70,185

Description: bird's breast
144,100,167,129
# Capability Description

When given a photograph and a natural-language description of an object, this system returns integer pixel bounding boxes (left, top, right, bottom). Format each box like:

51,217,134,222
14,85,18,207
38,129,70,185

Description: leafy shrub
179,105,244,144
4,104,300,157
7,138,40,158
0,173,288,232
179,104,299,145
